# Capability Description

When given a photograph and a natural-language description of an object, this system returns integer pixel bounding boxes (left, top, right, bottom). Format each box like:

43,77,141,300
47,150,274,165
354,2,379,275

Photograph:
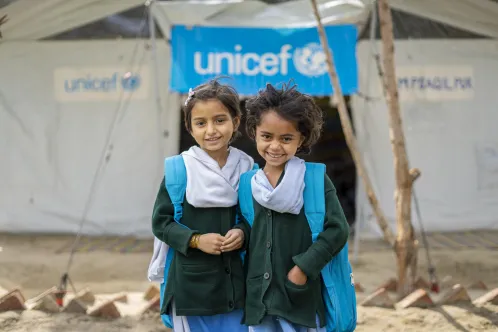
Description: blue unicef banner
170,25,358,96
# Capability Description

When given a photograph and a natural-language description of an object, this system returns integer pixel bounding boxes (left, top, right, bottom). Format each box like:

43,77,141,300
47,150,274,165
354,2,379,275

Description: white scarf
181,146,254,208
147,146,254,284
251,157,306,215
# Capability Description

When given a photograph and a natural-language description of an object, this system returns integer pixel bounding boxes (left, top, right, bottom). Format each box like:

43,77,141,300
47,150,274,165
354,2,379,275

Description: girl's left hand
220,229,244,252
287,265,307,286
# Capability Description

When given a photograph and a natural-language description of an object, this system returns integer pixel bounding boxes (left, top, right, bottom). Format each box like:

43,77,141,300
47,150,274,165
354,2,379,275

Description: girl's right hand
198,233,225,255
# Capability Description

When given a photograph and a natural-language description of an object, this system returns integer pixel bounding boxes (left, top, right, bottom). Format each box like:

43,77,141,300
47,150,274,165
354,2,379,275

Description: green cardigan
151,178,247,316
242,173,349,328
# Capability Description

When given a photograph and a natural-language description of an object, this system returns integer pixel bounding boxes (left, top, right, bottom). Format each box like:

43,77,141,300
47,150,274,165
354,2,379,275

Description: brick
473,288,498,306
139,295,160,316
414,277,431,290
376,278,397,292
110,293,128,304
0,289,26,312
26,287,57,306
354,283,365,293
467,281,488,290
76,288,95,305
439,284,471,305
359,288,395,308
397,288,434,309
62,298,87,314
88,300,121,319
31,293,60,313
144,285,160,301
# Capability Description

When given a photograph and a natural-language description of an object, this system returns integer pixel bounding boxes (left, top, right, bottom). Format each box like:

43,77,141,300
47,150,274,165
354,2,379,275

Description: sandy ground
0,233,497,332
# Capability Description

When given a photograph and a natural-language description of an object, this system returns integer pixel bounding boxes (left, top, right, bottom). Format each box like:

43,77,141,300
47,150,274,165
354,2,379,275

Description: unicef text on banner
170,26,358,96
54,67,150,102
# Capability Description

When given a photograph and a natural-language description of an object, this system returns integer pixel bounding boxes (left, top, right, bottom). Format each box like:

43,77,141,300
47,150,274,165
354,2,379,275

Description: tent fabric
0,40,176,236
388,0,498,39
360,9,489,40
0,0,145,41
352,39,498,238
2,0,498,41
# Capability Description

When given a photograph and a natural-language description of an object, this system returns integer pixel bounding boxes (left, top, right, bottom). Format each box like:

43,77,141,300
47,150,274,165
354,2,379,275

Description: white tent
352,39,498,239
1,0,498,237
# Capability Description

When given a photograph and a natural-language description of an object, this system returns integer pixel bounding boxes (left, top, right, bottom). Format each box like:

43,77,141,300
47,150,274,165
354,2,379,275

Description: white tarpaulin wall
352,39,498,238
0,40,180,236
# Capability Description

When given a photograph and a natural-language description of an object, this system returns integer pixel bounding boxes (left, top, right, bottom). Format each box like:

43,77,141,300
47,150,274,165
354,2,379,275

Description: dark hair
245,82,324,154
183,78,242,141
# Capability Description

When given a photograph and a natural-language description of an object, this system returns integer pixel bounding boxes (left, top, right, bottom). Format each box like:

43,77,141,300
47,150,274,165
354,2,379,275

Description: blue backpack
157,155,259,328
238,162,357,332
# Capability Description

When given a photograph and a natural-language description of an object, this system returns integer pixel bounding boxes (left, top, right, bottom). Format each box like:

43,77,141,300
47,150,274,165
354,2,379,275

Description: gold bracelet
189,234,200,248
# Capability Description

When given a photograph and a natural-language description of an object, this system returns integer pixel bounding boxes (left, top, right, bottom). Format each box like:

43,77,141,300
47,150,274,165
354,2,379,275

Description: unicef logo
121,73,141,92
293,43,328,77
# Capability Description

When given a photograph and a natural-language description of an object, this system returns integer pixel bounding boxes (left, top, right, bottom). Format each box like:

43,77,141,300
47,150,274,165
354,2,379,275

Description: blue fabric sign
170,25,358,96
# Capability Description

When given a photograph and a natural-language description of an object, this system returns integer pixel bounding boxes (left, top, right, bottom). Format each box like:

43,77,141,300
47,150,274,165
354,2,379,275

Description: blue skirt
248,315,326,332
173,309,247,332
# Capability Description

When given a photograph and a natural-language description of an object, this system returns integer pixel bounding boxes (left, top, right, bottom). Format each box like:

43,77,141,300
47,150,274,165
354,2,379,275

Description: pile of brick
1,280,496,316
355,277,498,309
0,285,162,318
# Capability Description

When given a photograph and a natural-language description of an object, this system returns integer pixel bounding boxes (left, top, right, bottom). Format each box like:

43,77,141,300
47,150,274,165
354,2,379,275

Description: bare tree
377,0,419,298
309,0,395,247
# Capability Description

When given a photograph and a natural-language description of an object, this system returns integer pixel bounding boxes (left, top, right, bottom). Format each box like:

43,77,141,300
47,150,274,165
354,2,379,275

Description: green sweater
242,173,349,328
151,178,247,316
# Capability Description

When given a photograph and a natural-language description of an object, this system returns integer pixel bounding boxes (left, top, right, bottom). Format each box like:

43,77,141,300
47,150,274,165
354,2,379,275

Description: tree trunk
377,0,418,298
309,0,395,247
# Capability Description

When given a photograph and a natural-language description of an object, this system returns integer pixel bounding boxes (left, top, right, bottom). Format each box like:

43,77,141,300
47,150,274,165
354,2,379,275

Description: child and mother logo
64,71,141,93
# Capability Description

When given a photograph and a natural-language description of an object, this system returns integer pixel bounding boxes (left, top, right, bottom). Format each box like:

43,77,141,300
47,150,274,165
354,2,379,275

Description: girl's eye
196,121,205,126
216,118,225,124
282,137,292,142
262,134,271,139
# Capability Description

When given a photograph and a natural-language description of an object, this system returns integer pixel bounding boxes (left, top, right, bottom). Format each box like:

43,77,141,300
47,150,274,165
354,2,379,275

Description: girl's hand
287,265,307,286
198,233,225,255
220,229,244,252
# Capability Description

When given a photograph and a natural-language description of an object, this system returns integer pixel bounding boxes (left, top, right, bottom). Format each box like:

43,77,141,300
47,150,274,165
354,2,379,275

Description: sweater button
267,210,271,217
263,272,270,279
225,268,231,274
228,301,234,308
266,241,271,249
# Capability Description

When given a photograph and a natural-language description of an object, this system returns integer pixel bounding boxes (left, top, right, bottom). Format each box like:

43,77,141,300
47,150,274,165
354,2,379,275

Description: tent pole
149,1,161,117
148,0,166,173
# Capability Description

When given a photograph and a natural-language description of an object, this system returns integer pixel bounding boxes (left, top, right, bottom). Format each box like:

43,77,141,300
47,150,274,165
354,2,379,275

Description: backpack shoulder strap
238,170,258,227
235,163,259,226
303,162,326,241
164,155,187,222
